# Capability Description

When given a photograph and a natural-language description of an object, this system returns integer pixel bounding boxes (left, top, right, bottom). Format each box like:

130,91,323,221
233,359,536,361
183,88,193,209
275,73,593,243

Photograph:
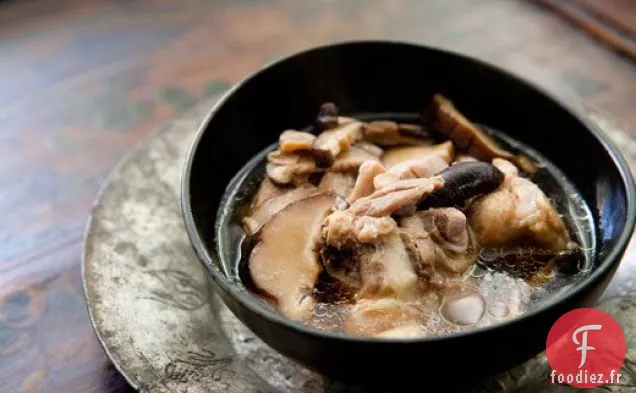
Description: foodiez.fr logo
546,308,626,388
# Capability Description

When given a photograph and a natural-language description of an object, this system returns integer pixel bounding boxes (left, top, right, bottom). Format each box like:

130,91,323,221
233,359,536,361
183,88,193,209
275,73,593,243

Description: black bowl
182,41,635,386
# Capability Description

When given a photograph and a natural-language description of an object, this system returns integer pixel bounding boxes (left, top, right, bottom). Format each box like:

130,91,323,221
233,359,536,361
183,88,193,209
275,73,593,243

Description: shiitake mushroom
418,162,504,209
248,194,336,321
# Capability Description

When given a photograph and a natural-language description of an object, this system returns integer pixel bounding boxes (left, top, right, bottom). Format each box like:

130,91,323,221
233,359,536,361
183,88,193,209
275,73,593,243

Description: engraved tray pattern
82,99,636,393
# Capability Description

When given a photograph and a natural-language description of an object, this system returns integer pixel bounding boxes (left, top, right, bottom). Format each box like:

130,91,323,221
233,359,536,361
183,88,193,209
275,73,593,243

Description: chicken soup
234,95,594,338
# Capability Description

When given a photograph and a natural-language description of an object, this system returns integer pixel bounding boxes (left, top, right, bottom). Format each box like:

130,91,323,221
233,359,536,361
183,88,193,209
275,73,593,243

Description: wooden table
0,0,634,391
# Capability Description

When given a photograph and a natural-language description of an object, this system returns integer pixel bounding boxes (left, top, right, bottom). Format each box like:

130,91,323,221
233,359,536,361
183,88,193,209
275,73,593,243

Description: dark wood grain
536,0,636,60
0,0,635,391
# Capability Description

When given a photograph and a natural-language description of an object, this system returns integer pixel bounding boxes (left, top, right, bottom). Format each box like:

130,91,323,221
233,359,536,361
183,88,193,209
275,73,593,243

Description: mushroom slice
279,130,316,153
249,194,336,321
250,177,287,208
362,121,433,146
381,141,455,168
243,185,318,235
331,143,382,173
312,121,364,168
318,172,356,199
424,94,536,173
266,151,320,185
316,102,340,131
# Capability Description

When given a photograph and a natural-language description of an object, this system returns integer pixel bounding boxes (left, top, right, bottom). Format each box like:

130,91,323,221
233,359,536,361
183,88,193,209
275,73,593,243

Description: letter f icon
572,324,602,368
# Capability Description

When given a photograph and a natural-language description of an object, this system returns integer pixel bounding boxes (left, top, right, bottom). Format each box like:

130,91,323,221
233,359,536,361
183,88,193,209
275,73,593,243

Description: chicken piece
373,154,449,189
243,185,317,235
312,121,364,168
322,211,397,248
348,161,386,203
418,208,470,253
320,220,420,304
344,298,424,336
363,121,432,146
381,141,455,168
348,176,445,217
468,159,570,251
318,172,356,199
424,94,536,173
357,234,419,299
331,143,382,172
266,150,320,185
400,208,475,280
250,177,287,208
249,194,336,321
279,130,316,153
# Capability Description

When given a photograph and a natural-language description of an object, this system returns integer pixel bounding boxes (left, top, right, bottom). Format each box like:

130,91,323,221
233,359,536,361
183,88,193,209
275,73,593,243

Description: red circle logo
546,308,626,388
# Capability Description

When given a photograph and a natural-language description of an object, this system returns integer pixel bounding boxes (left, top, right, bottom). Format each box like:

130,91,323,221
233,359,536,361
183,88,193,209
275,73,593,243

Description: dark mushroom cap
419,162,504,209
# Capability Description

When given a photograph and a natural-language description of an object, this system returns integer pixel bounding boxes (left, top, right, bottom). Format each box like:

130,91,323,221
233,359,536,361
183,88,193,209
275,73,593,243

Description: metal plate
82,98,636,393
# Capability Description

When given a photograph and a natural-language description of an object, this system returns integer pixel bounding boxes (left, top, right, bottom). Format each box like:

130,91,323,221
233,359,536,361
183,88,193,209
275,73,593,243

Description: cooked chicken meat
373,154,448,189
348,161,386,203
358,234,419,299
400,208,474,280
346,176,445,218
322,211,397,248
468,159,570,251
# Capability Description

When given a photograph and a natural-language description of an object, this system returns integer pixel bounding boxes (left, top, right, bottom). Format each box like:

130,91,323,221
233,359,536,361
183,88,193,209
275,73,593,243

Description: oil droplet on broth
440,293,486,326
